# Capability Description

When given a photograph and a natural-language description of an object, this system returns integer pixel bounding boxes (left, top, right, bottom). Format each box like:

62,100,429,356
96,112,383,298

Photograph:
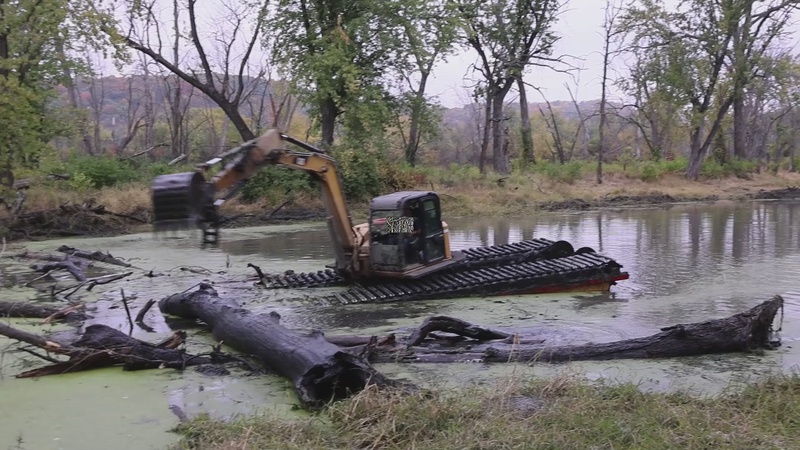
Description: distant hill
57,75,619,139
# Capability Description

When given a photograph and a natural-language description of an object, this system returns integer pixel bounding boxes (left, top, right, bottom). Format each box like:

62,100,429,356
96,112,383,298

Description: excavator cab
368,191,450,275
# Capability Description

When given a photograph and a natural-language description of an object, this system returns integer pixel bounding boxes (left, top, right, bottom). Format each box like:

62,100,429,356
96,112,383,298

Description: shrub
700,158,757,179
239,166,315,204
537,161,584,184
64,156,138,188
638,162,660,182
661,157,688,173
67,172,94,191
333,148,386,201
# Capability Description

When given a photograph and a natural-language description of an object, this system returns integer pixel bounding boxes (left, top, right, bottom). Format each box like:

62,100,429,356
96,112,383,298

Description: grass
172,373,800,450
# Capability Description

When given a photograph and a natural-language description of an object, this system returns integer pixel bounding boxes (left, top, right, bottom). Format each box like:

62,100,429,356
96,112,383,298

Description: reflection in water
232,200,800,382
2,200,800,450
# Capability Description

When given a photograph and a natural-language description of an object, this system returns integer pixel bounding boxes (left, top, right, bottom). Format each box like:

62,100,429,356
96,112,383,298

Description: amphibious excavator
150,129,629,304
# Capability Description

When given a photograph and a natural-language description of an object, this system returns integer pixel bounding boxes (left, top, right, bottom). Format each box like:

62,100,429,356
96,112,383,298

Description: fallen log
57,245,132,267
31,260,86,281
159,283,403,409
316,296,784,365
484,295,784,363
0,322,213,378
0,301,84,322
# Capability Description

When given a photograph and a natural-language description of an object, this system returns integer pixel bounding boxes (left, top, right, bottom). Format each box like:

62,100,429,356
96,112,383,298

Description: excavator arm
150,129,360,274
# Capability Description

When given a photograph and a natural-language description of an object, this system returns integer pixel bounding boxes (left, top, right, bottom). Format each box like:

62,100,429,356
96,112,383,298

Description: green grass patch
171,374,800,450
701,158,758,179
531,160,585,184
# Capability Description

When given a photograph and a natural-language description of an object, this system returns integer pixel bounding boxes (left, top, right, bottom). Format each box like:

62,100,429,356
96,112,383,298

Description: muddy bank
0,201,329,242
537,193,721,212
0,201,151,241
746,186,800,200
217,206,329,229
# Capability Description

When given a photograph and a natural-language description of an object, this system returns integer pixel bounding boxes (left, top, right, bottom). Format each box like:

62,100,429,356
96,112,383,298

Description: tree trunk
686,98,733,180
491,82,513,174
158,284,400,409
405,72,429,166
686,123,706,181
598,25,611,184
791,112,799,173
517,78,534,167
222,101,255,142
320,95,337,148
479,91,492,174
732,10,752,160
733,93,748,160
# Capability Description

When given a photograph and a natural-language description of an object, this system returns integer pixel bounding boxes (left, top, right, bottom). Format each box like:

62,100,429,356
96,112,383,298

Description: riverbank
175,373,800,449
3,170,800,240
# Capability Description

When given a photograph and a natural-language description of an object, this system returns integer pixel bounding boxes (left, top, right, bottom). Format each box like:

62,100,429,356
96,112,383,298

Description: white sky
425,0,800,107
110,0,800,108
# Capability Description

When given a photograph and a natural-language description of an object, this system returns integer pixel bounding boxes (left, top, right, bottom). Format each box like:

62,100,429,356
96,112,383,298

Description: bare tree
117,0,270,142
730,0,800,160
458,0,565,174
597,0,624,184
113,75,147,155
537,92,581,164
84,60,107,155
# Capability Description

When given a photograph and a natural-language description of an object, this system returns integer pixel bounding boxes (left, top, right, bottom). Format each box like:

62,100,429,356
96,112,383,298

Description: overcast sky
425,0,800,107
114,0,800,108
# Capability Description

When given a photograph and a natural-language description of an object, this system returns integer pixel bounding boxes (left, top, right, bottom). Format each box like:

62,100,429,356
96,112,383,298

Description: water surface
1,200,799,449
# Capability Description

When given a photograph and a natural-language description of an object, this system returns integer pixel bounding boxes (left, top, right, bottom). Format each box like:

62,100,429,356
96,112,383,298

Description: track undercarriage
261,238,629,305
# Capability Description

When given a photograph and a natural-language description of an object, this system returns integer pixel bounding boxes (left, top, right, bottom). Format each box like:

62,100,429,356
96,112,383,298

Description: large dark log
484,295,784,363
159,283,402,408
329,296,784,364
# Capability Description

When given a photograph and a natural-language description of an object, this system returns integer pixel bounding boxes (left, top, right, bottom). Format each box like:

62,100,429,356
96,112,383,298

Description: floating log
0,301,84,322
57,245,132,267
31,260,86,281
158,283,402,408
0,322,212,378
484,295,784,363
355,296,784,364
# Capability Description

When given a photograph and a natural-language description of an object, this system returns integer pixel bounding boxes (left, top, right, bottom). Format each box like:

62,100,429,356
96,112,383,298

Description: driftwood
352,296,784,364
0,322,212,378
57,245,133,267
31,260,86,281
0,301,85,322
485,295,783,363
159,283,402,408
406,316,510,347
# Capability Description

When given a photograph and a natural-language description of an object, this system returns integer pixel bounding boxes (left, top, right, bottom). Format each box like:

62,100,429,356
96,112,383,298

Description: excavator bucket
150,171,209,232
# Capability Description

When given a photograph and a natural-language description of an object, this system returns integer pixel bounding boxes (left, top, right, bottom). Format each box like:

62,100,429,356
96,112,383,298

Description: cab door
419,197,445,263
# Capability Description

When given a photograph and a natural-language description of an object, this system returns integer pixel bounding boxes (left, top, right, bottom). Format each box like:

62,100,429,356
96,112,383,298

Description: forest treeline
1,0,799,197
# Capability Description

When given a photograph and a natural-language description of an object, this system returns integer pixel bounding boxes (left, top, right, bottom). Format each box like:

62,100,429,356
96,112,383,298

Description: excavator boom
151,130,359,274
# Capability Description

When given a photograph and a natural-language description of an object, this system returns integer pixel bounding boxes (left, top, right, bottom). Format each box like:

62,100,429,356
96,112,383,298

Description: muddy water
2,200,800,449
